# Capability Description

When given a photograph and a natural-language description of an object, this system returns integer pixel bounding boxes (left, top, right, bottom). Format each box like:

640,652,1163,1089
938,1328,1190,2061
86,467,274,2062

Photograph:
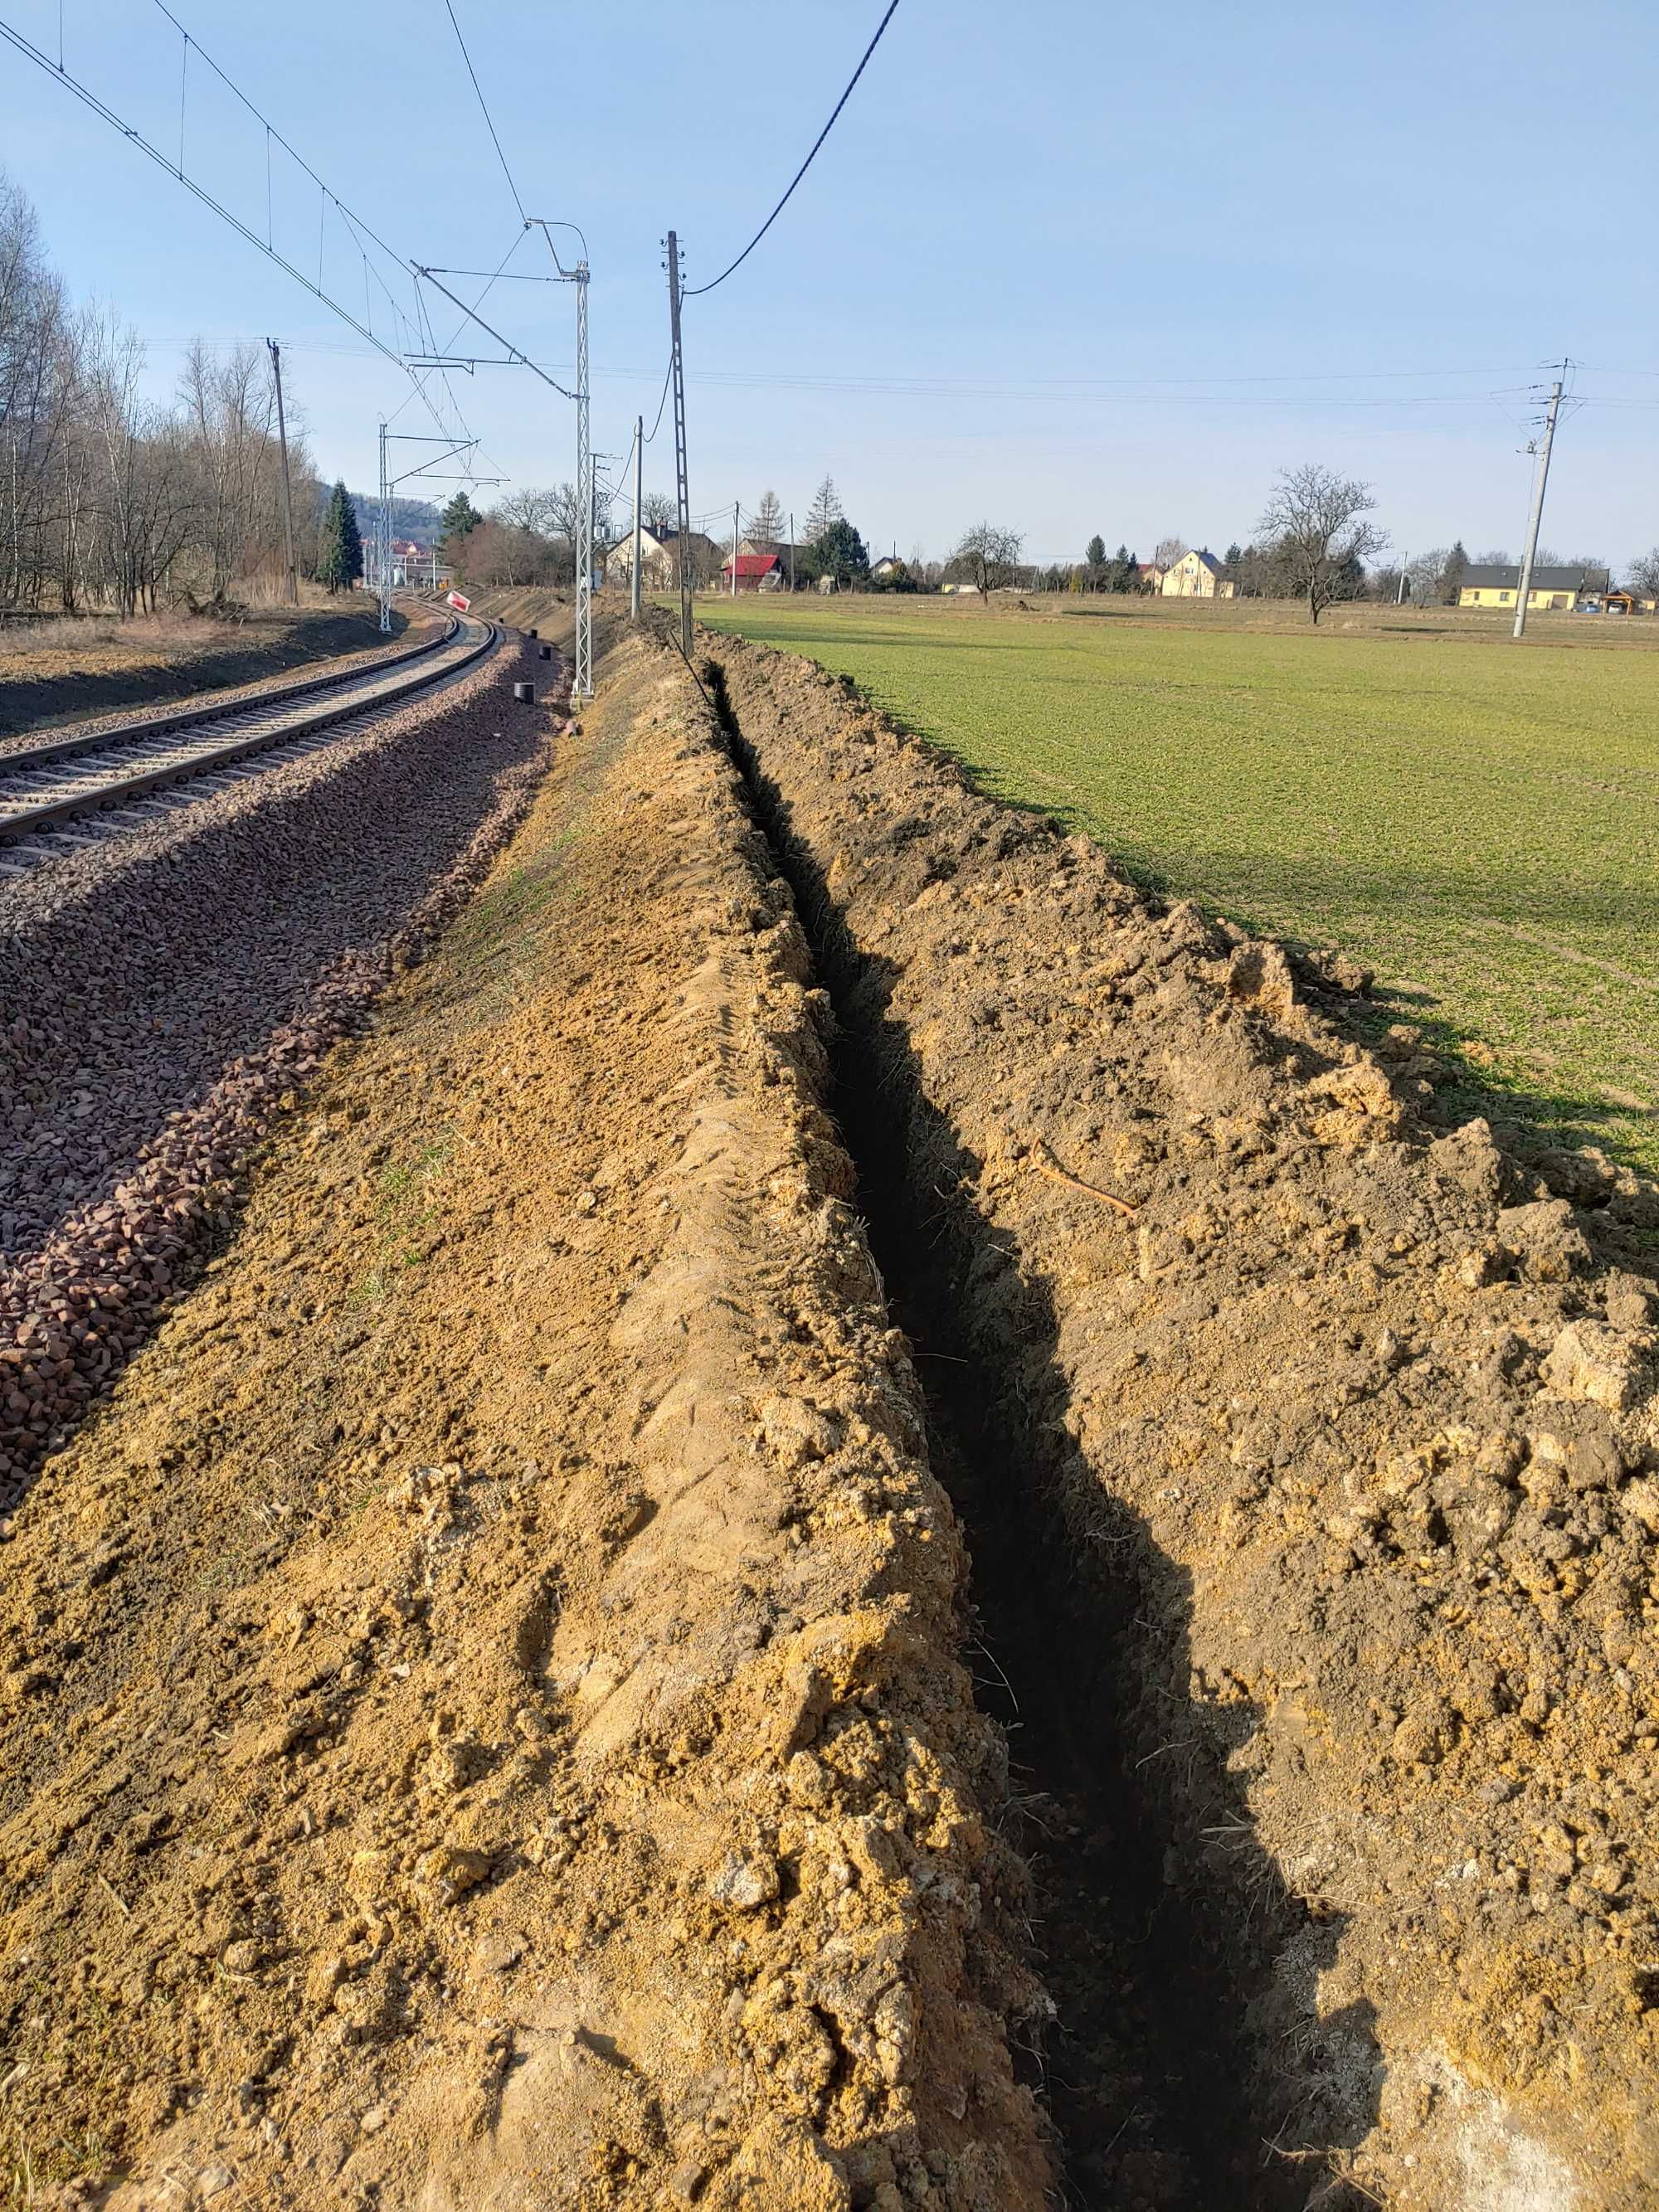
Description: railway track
0,612,502,872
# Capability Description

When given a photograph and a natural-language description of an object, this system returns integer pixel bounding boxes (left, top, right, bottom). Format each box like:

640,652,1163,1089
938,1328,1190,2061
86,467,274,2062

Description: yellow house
1160,548,1236,599
1458,563,1608,611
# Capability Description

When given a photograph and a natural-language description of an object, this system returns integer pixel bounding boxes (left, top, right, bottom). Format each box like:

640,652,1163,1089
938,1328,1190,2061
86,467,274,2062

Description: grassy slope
697,596,1659,1172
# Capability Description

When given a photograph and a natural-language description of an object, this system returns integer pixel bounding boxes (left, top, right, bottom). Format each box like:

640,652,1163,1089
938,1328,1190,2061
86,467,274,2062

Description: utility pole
732,499,740,597
1397,555,1408,607
377,420,392,634
1513,367,1566,641
630,412,643,622
666,230,693,659
266,338,298,605
788,510,795,594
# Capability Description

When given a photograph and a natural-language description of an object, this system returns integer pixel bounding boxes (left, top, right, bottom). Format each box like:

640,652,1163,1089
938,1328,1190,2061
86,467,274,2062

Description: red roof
722,552,779,577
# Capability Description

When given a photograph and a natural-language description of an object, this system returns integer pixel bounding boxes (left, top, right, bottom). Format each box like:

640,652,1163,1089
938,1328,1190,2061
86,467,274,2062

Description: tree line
0,168,329,616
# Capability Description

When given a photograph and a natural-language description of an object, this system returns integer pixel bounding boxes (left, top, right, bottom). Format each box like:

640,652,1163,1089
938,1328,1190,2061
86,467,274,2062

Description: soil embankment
704,626,1659,2209
1,632,548,1505
0,605,417,745
0,631,1052,2208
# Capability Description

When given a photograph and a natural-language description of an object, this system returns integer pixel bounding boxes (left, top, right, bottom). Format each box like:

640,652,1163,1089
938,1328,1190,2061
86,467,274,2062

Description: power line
643,354,674,441
1,3,485,460
685,1,901,297
442,0,526,224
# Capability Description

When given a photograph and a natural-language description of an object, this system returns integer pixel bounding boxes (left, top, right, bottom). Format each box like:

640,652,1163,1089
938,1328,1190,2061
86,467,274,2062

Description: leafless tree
1153,534,1189,571
948,522,1024,596
0,167,316,615
642,491,677,533
495,485,562,538
1256,464,1388,624
1628,548,1659,596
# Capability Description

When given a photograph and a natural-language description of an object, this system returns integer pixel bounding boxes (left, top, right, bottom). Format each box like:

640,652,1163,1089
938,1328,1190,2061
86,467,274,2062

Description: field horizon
695,590,1659,1177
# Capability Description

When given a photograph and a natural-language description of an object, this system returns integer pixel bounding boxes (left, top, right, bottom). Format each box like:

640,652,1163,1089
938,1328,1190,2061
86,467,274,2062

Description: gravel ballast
0,632,559,1503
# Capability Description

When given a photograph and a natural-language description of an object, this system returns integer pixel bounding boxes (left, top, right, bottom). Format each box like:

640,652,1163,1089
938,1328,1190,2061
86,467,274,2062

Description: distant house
721,552,784,593
870,555,904,581
739,536,806,583
1458,563,1610,612
603,525,719,588
388,539,445,587
1160,548,1235,600
1136,562,1165,591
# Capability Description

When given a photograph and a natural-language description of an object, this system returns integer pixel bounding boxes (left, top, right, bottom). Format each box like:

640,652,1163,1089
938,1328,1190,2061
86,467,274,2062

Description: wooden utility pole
630,413,643,621
266,338,298,605
732,499,740,597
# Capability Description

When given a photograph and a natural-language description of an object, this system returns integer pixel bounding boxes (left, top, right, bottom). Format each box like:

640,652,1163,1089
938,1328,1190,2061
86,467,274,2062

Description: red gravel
0,632,562,1504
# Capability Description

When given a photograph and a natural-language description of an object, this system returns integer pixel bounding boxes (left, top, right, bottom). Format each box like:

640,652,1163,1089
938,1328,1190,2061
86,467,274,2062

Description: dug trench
696,621,1659,2211
698,653,1263,2206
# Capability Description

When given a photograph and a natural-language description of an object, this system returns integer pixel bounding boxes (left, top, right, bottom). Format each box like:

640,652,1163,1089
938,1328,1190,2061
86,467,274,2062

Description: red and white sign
446,589,471,612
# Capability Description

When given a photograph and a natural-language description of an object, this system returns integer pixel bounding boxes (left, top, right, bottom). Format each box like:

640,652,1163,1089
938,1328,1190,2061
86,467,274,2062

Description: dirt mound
705,628,1659,2208
0,633,1051,2207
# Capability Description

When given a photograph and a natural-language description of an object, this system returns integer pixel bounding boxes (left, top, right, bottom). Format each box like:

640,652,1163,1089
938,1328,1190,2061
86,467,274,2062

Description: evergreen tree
317,480,359,595
1442,539,1469,605
1224,541,1243,567
749,488,786,545
1111,544,1138,593
1085,532,1107,570
804,475,844,543
803,517,868,587
441,489,483,539
339,492,363,585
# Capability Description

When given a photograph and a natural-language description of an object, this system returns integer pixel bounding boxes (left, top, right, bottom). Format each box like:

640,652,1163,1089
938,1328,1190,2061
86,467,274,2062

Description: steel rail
0,618,502,848
3,611,463,775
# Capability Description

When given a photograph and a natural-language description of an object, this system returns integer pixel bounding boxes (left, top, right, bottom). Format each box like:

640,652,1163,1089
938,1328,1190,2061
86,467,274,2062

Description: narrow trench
703,662,1295,2210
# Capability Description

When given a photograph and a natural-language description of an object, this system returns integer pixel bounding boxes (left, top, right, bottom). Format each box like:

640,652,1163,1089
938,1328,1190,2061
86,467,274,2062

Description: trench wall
704,624,1659,2211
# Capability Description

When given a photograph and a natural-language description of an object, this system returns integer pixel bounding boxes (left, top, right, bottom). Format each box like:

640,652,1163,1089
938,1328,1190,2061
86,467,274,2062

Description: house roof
722,553,780,578
1185,547,1226,573
1462,564,1605,592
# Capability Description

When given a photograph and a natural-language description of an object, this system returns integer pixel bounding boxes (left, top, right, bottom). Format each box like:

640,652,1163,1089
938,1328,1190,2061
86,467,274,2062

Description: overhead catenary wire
684,0,901,296
2,4,484,458
441,0,527,224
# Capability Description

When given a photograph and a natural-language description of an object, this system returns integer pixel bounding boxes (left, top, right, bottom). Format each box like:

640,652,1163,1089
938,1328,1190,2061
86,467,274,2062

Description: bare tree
495,486,562,538
1153,534,1189,571
948,522,1024,596
642,491,677,533
1256,464,1388,625
1628,548,1659,596
1404,547,1448,602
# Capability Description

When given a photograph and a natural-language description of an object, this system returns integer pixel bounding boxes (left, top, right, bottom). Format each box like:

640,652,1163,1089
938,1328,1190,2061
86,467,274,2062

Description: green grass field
697,595,1659,1174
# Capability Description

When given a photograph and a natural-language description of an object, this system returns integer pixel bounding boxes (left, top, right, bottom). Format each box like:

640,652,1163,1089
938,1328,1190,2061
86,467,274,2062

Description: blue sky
3,0,1657,566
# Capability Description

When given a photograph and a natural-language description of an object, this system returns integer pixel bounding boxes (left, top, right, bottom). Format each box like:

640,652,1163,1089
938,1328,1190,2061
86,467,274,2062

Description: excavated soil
0,631,1052,2209
703,625,1659,2210
6,601,1659,2212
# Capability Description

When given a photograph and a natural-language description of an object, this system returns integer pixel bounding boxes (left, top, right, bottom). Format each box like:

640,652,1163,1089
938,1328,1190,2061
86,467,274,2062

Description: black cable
443,0,526,223
684,1,900,297
643,354,673,441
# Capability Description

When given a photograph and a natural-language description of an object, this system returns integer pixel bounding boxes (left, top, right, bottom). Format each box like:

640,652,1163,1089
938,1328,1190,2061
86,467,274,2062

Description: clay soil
0,605,411,744
3,600,1658,2211
0,630,1051,2209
